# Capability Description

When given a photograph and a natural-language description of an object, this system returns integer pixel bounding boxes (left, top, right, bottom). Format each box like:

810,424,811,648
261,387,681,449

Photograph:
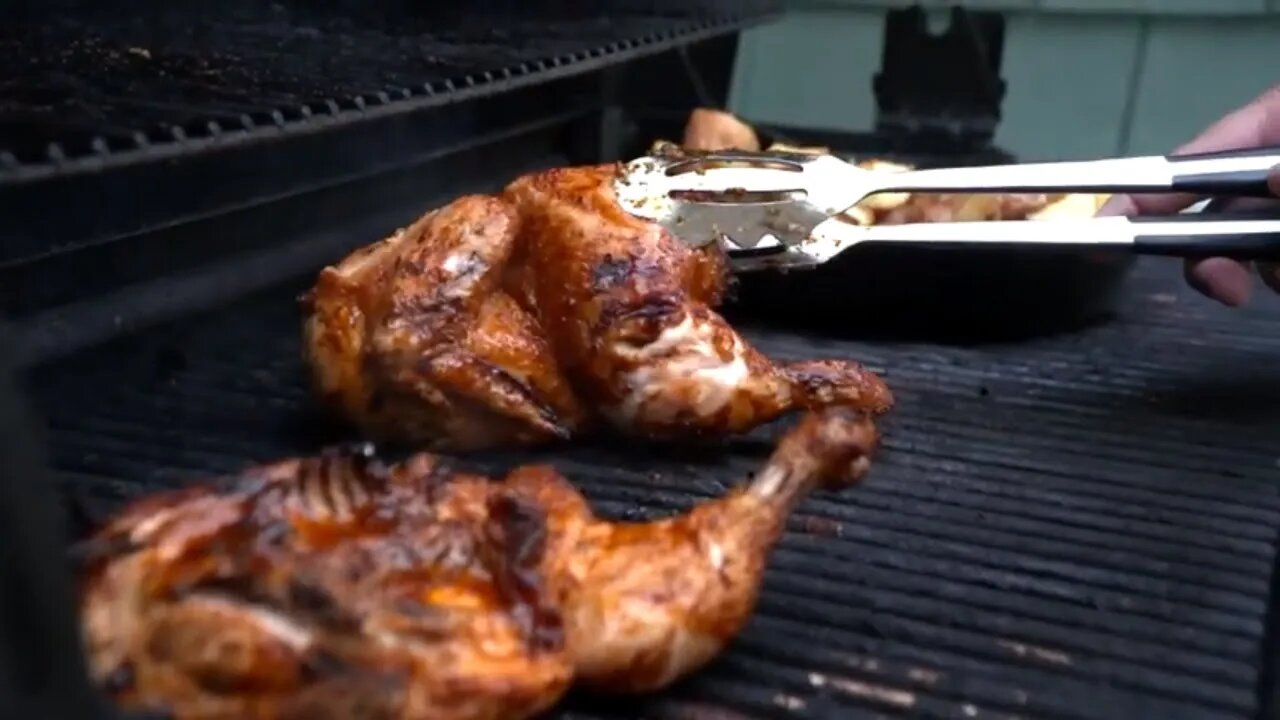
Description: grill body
1,3,1279,720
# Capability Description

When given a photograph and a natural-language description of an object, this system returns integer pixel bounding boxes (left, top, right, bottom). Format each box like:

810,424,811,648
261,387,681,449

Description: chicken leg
514,407,878,693
78,408,878,720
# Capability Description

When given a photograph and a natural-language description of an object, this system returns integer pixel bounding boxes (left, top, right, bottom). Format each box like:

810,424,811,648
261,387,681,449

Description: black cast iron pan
621,112,1135,344
726,121,1137,343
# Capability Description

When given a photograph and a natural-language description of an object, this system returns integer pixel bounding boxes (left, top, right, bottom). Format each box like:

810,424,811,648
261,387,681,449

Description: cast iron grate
0,0,771,167
26,257,1280,720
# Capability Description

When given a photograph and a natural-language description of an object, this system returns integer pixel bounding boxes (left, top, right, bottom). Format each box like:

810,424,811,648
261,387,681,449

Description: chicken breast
79,408,879,720
302,165,892,451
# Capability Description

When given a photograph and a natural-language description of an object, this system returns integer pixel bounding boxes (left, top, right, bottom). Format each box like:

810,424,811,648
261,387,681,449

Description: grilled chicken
78,408,879,720
302,166,892,451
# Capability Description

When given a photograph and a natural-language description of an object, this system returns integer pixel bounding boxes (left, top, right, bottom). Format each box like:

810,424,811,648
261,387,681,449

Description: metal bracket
872,4,1007,147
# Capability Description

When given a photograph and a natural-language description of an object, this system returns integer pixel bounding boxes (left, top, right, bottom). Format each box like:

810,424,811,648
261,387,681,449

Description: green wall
728,2,1280,160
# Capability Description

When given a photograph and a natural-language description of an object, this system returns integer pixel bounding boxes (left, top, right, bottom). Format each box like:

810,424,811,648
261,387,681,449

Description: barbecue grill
3,3,1280,719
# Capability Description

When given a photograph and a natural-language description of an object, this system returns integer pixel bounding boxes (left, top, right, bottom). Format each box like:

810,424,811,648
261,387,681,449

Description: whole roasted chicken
302,166,893,451
78,408,878,720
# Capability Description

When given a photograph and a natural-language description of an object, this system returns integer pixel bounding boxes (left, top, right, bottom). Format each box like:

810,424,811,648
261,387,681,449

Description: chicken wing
78,408,878,720
302,167,891,451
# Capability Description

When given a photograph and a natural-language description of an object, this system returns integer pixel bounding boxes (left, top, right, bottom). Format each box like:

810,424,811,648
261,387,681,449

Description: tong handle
878,146,1280,199
809,213,1280,261
1129,212,1280,259
1166,146,1279,196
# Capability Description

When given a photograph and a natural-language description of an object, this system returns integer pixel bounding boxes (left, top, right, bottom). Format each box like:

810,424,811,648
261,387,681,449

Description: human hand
1098,85,1280,306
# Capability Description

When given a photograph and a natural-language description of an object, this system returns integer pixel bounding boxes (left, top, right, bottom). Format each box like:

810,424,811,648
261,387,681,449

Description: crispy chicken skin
302,166,892,451
79,408,879,720
502,166,891,435
302,196,590,451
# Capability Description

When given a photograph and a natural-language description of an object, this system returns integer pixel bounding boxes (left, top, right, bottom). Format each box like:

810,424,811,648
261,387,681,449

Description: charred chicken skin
303,166,892,451
78,408,879,720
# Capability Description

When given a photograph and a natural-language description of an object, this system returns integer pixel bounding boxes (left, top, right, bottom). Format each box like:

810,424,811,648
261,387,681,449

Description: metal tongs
614,146,1280,272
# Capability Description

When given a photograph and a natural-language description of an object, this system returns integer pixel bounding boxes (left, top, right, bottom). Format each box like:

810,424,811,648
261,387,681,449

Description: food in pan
78,408,878,720
678,108,1111,225
302,167,892,451
681,108,762,152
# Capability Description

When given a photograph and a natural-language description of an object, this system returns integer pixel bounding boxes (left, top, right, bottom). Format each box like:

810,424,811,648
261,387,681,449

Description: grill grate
0,1,768,166
27,258,1280,720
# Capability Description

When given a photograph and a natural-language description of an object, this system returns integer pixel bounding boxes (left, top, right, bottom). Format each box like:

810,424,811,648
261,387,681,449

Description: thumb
1256,166,1280,294
1269,163,1280,197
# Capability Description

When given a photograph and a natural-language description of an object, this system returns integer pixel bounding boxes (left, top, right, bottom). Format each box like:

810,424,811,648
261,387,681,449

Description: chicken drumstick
78,408,877,720
303,165,891,451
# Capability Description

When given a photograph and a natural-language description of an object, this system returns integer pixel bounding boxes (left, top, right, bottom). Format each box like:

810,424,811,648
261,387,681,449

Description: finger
1246,167,1280,295
1228,170,1280,296
1109,190,1201,217
1095,193,1137,217
1101,85,1280,217
1213,193,1280,213
1097,187,1280,220
1258,261,1280,295
1095,185,1198,217
1184,257,1254,306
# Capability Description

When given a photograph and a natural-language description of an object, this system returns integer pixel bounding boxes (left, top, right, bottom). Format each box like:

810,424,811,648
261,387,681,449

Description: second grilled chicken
303,165,892,451
79,408,879,720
